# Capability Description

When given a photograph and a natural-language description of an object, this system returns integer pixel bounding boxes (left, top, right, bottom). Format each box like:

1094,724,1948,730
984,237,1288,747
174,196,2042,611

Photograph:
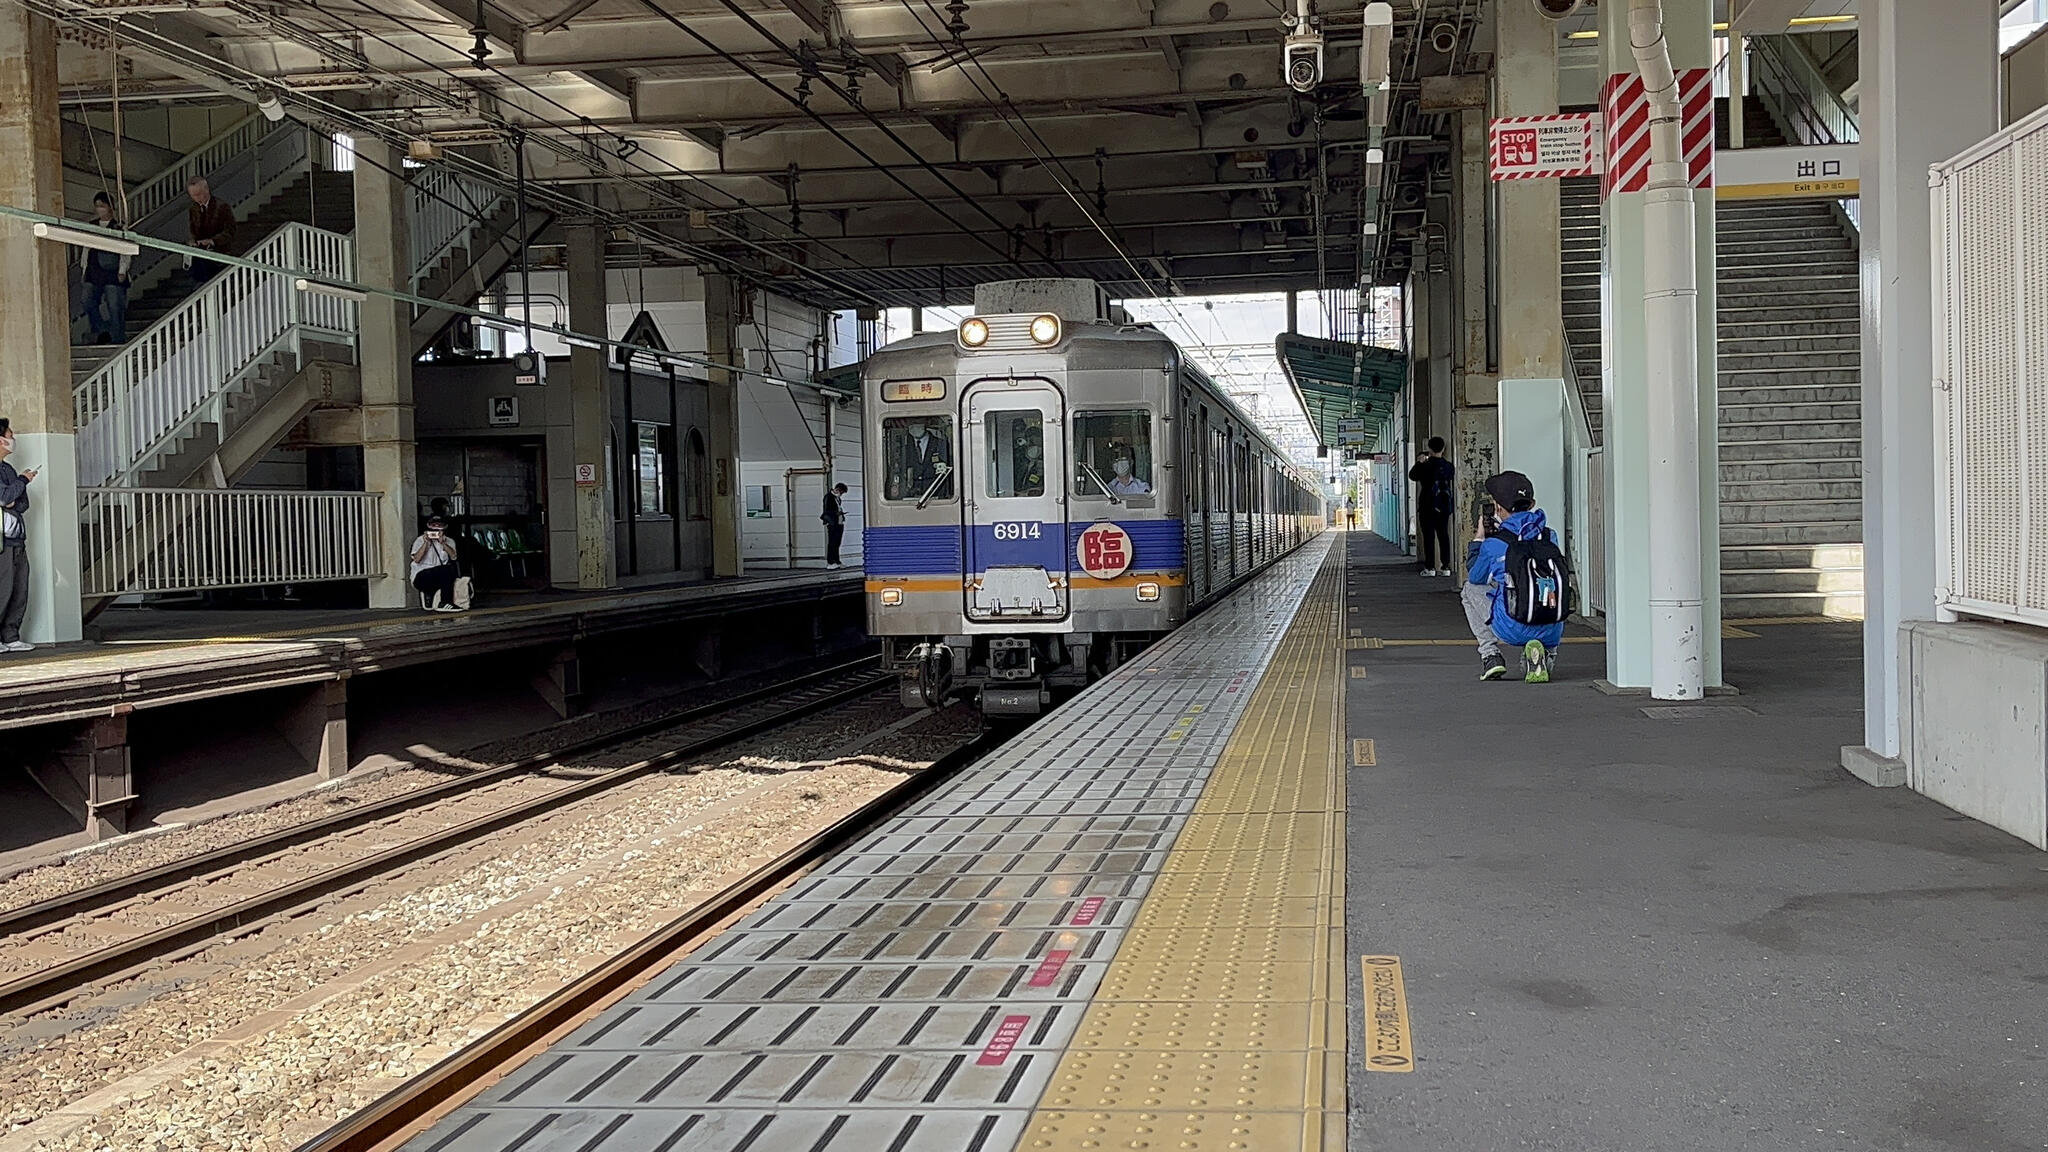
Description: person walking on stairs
1409,437,1455,576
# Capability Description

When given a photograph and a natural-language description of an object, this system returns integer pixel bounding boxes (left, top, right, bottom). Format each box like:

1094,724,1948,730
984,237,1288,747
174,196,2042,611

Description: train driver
897,419,953,499
1107,456,1151,496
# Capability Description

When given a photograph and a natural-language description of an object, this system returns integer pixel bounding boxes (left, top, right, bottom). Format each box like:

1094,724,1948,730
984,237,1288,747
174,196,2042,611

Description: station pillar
1450,107,1496,535
567,224,616,589
1494,0,1565,382
703,273,744,578
1598,0,1723,690
1844,0,1998,780
0,6,81,644
352,136,417,610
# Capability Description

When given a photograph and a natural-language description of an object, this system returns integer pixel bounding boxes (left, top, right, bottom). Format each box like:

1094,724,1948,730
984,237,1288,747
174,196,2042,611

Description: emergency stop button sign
1076,523,1134,579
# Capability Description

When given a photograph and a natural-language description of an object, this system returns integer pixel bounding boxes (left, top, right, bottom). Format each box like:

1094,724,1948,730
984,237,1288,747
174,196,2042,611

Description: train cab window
882,415,956,503
983,410,1045,498
1073,410,1154,504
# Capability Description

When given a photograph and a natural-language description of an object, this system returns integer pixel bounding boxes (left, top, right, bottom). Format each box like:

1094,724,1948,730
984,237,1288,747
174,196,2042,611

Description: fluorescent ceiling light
1361,2,1394,90
555,329,603,350
294,277,368,302
1571,14,1855,39
33,222,139,256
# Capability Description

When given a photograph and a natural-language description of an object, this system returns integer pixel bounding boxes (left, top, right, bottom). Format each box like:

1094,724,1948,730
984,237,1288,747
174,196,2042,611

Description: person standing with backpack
1464,471,1571,682
1408,437,1455,576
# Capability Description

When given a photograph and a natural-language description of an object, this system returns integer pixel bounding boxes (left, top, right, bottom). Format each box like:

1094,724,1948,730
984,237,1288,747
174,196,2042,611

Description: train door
962,378,1070,621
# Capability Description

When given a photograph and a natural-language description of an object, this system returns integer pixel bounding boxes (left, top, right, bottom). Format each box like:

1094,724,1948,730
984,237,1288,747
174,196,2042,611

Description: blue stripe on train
864,520,1186,576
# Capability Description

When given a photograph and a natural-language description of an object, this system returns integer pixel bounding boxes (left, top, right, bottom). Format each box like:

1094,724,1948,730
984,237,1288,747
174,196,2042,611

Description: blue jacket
1465,508,1566,649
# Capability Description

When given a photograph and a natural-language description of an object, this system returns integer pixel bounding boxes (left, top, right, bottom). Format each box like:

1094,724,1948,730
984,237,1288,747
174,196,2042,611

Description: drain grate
1639,705,1760,720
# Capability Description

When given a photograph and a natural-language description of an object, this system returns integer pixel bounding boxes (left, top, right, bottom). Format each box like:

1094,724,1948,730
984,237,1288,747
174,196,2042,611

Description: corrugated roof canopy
1277,334,1405,454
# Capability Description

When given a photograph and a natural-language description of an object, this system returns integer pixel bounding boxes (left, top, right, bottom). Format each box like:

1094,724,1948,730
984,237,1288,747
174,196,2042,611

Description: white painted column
1844,0,1998,781
352,137,417,609
0,6,81,643
1599,0,1722,690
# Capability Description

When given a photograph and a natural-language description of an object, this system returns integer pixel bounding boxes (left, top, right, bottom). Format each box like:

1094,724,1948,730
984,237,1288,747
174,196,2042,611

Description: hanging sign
1489,113,1604,181
1336,418,1368,447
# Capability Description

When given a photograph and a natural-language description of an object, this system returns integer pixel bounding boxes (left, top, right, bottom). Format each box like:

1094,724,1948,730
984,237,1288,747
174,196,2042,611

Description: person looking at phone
409,517,463,612
0,418,39,652
1464,471,1571,683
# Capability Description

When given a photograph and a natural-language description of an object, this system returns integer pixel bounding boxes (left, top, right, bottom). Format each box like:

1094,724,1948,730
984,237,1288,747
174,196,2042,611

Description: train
860,279,1326,715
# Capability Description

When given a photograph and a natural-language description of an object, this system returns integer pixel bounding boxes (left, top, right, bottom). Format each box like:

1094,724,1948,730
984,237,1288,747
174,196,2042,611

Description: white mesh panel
1955,149,2021,609
2024,127,2048,613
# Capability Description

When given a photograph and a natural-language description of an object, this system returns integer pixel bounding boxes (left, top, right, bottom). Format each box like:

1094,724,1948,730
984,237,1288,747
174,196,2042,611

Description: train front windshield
882,416,956,503
1072,410,1154,499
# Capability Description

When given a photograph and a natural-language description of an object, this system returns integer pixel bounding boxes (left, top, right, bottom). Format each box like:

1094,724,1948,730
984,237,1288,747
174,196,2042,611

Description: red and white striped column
1596,0,1723,691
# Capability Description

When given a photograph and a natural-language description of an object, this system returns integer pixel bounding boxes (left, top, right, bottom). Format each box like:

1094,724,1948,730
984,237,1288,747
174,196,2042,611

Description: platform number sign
1076,523,1133,579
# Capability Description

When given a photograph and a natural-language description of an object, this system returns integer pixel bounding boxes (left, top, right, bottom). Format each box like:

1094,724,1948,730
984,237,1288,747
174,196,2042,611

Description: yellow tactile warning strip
1022,544,1349,1152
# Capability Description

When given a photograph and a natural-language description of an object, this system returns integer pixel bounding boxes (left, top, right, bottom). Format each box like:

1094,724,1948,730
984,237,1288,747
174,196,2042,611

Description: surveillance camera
1283,31,1324,93
1532,0,1583,17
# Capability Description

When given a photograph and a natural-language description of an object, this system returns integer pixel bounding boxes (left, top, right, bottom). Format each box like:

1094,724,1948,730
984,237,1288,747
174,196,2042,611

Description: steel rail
0,660,893,1018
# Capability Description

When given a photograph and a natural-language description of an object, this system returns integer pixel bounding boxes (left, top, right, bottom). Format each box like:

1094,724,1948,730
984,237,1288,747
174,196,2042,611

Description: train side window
983,410,1045,498
881,415,956,502
1072,410,1153,501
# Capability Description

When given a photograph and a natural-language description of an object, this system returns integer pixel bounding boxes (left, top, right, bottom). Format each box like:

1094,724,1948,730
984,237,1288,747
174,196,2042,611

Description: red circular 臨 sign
1076,523,1133,579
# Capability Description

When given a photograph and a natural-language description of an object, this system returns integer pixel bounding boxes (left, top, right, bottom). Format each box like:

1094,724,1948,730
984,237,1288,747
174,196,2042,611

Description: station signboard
1336,418,1368,447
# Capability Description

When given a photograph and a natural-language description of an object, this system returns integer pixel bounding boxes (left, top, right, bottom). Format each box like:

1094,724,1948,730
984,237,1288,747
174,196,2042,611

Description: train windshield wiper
1080,463,1123,506
914,463,953,510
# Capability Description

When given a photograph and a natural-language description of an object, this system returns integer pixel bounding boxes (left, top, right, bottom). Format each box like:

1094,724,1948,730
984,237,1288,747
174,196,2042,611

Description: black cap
1485,471,1535,512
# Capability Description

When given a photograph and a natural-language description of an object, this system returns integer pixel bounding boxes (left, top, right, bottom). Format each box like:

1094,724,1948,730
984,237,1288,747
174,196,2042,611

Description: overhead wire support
690,0,1062,274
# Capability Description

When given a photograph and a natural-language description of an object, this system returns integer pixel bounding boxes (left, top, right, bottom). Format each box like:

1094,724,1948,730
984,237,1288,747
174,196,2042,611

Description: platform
395,530,2048,1152
404,538,1350,1152
0,568,862,732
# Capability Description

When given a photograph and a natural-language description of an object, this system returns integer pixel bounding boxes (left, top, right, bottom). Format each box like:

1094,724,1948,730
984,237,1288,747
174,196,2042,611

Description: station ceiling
48,0,1856,311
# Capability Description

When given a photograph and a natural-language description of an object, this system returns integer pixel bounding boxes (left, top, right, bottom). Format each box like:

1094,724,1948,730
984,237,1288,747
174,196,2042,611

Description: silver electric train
860,280,1326,715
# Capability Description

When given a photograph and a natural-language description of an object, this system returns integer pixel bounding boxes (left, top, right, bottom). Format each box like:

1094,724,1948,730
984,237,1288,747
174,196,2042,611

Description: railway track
295,735,989,1152
0,659,894,1020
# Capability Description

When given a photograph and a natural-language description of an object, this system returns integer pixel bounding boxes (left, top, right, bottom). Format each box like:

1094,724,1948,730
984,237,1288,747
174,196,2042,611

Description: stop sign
1075,523,1134,579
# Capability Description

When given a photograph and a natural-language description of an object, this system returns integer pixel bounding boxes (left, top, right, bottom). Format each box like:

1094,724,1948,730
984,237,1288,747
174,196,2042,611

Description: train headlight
1029,314,1061,345
959,317,990,347
880,587,904,606
1136,582,1161,602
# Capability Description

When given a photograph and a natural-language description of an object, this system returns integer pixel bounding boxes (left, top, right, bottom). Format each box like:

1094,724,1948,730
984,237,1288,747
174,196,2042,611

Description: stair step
1720,352,1861,371
1719,385,1861,406
1721,590,1866,619
1720,420,1862,442
1718,336,1862,355
1721,567,1867,595
1721,478,1864,502
1721,543,1865,570
1722,521,1866,546
1721,498,1864,524
1719,438,1862,462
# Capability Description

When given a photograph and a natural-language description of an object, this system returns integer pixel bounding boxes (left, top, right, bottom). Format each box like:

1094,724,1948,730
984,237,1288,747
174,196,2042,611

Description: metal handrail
409,167,513,291
1750,34,1859,146
74,222,357,488
77,487,384,597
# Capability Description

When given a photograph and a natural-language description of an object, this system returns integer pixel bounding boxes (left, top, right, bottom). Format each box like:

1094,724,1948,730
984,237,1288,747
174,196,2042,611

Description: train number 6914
991,522,1043,541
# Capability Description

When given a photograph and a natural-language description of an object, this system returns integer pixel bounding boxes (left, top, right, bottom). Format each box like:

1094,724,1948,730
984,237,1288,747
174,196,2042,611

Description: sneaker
1523,640,1552,684
436,603,463,612
4,640,33,653
1479,654,1507,681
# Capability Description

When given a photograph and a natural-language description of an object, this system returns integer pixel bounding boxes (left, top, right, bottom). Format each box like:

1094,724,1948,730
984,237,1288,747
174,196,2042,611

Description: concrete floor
1338,532,2048,1152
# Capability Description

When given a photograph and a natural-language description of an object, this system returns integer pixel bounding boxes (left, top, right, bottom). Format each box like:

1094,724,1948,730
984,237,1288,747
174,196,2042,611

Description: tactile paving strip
1022,542,1350,1152
401,540,1334,1152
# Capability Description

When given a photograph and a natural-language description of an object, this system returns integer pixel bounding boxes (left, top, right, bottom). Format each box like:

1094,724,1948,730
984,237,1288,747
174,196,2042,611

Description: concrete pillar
27,713,132,839
352,137,417,610
278,679,348,780
1494,0,1565,381
0,6,80,644
1844,0,1998,780
1451,108,1497,535
532,642,583,719
568,224,616,589
703,273,744,577
1727,33,1747,149
1598,0,1723,690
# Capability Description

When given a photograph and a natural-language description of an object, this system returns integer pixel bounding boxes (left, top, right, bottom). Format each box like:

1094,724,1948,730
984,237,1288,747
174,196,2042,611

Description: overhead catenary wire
642,0,1049,277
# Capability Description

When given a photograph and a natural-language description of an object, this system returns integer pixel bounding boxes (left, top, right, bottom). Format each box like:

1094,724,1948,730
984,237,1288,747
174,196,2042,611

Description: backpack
1493,529,1573,626
1428,461,1454,512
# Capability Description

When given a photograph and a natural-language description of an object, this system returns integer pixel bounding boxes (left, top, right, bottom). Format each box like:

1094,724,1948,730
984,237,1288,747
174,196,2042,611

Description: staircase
1557,99,1864,620
1716,197,1863,619
70,170,357,362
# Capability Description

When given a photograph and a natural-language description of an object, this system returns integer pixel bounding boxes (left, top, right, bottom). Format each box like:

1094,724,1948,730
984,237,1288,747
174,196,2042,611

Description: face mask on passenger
908,424,927,439
1113,459,1132,477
